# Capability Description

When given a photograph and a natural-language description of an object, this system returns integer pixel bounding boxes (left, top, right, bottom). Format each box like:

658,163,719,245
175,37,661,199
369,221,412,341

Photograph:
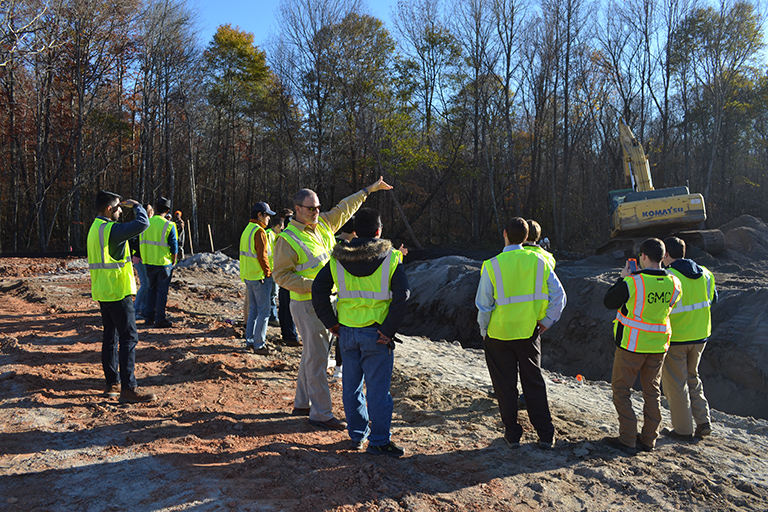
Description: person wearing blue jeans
239,202,277,355
245,276,274,351
312,207,410,457
140,197,177,329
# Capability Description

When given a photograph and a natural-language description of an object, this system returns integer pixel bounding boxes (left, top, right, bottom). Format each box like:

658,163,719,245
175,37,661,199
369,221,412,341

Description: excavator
596,119,725,256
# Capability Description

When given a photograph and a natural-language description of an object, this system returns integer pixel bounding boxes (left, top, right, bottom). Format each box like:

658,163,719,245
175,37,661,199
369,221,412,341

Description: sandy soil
1,255,768,511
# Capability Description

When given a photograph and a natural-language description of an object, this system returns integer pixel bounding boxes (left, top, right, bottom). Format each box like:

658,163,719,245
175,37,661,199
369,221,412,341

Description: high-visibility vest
87,218,136,302
525,245,556,269
239,222,267,281
266,228,276,270
614,272,682,353
668,266,715,342
483,250,550,341
139,216,176,265
331,249,400,328
278,218,335,301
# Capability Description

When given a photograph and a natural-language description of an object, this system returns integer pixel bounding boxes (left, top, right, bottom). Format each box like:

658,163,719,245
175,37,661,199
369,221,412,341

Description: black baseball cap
251,202,276,217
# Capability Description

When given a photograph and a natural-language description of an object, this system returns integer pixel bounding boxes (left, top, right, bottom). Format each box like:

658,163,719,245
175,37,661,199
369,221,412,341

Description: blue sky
194,0,396,48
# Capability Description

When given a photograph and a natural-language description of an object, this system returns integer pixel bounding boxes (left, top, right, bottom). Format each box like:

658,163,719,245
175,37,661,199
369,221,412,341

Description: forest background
1,0,767,255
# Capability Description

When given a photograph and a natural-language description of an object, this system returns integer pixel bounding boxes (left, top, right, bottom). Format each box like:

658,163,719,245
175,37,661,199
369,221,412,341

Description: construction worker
661,236,717,439
475,217,566,449
139,196,178,328
603,238,682,454
239,202,276,355
523,219,556,269
87,190,157,403
312,207,410,456
273,176,392,431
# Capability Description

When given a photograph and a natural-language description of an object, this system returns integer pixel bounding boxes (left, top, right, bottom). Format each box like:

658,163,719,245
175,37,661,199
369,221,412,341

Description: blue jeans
133,261,149,317
99,296,138,389
143,264,173,323
245,278,272,348
339,325,394,446
269,279,279,322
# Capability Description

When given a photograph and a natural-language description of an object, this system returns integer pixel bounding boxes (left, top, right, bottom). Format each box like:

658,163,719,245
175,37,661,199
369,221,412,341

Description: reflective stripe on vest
615,273,680,353
278,219,336,301
336,251,393,301
671,271,712,314
239,222,266,281
89,222,129,270
87,218,136,302
484,250,550,341
282,229,330,272
140,216,175,265
490,256,548,305
668,266,714,342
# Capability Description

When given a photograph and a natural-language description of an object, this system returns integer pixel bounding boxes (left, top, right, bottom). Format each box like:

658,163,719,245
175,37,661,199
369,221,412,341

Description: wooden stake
208,224,214,253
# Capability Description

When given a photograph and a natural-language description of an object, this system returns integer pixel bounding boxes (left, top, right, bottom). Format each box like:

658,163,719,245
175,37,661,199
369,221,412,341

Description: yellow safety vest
332,249,400,328
266,229,276,270
483,250,550,341
525,245,556,269
87,218,136,302
668,266,715,342
614,272,682,353
278,218,335,301
239,222,267,281
139,216,176,265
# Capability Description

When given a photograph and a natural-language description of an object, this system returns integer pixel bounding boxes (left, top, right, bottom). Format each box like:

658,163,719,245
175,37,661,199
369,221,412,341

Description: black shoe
268,319,280,327
503,433,521,449
366,441,405,458
154,319,173,328
283,339,302,347
142,318,155,326
350,439,366,451
309,417,347,430
694,423,712,438
663,428,693,441
604,436,637,455
636,434,654,452
291,407,310,416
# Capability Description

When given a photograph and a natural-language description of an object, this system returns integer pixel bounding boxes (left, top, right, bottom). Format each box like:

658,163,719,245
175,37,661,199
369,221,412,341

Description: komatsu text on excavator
597,119,724,256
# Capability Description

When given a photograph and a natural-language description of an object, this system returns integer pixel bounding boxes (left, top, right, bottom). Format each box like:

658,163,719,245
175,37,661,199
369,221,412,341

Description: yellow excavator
597,119,725,256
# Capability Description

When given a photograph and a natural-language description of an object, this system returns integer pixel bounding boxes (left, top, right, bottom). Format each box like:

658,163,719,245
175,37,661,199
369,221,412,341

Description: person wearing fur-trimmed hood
312,207,410,457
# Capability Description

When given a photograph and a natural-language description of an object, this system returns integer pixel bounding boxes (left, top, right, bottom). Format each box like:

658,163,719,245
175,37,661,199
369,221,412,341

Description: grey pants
291,299,334,422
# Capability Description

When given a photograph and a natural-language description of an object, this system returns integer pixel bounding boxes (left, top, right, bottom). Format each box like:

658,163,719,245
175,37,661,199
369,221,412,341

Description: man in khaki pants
273,177,392,430
603,238,682,454
661,236,717,439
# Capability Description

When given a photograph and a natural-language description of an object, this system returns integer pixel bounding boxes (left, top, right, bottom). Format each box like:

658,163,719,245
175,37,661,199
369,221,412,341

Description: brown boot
103,383,121,398
119,387,158,404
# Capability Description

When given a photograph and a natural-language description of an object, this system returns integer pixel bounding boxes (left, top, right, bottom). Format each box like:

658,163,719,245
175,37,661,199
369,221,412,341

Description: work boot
103,383,120,398
119,387,158,404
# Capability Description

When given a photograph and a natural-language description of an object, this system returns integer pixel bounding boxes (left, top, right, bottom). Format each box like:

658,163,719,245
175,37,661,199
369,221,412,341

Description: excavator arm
618,119,654,192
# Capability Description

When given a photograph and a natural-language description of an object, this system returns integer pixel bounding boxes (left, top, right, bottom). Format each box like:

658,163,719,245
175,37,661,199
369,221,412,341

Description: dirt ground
1,256,768,511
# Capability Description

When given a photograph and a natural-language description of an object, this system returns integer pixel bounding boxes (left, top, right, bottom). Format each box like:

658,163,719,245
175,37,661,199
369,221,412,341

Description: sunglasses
298,204,321,213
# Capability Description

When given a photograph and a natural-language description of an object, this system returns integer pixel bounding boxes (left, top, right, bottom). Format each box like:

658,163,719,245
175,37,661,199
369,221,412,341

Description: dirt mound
720,215,768,262
399,256,483,346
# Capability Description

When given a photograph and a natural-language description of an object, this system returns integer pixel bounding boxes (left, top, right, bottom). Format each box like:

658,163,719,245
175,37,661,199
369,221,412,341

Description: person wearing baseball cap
239,202,277,354
139,196,178,328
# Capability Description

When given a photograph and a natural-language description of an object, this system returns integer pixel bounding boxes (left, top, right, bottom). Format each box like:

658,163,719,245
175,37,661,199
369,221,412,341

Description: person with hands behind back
312,208,410,457
603,238,682,454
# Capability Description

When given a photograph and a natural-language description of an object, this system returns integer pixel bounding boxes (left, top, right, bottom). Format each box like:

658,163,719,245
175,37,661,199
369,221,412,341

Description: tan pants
611,348,666,448
290,299,334,422
662,342,710,435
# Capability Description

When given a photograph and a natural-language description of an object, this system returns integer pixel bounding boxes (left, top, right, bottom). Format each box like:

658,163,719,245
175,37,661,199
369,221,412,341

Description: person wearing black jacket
312,208,410,457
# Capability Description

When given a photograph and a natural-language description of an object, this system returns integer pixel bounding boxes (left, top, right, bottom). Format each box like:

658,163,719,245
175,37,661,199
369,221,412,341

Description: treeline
1,0,766,254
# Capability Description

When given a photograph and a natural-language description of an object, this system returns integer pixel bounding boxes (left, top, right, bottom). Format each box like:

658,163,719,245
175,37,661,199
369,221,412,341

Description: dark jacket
603,268,669,348
312,238,410,339
97,204,149,262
